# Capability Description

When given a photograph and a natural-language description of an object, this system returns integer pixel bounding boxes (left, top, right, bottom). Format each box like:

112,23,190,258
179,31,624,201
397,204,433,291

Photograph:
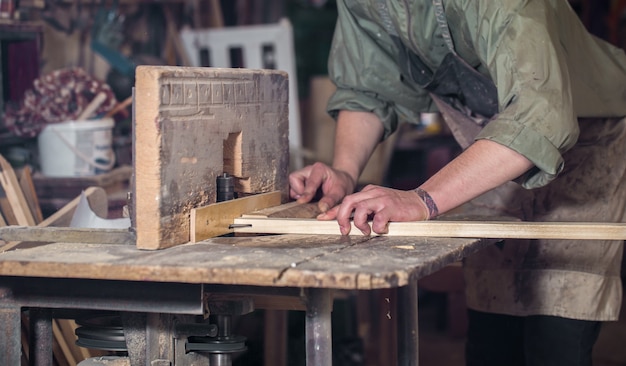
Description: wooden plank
21,315,29,366
0,235,487,290
232,218,626,240
242,201,321,219
0,155,36,226
133,66,289,250
52,320,76,365
57,319,100,362
0,226,134,245
0,184,19,225
17,166,44,224
191,191,281,241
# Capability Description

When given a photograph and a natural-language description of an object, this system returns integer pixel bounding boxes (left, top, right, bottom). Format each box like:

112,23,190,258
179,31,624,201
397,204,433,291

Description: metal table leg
397,277,419,366
30,308,53,366
0,305,22,365
304,288,332,366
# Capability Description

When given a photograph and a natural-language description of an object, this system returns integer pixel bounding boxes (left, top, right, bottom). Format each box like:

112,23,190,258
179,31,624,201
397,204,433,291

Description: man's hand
321,185,429,236
289,162,357,213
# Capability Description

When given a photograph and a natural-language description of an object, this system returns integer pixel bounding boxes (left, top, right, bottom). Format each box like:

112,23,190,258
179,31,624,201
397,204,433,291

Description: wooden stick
0,226,134,244
232,218,626,241
191,191,281,242
0,155,36,226
76,92,107,120
17,166,43,224
0,187,18,225
52,320,76,365
163,4,192,66
104,95,132,118
208,0,224,28
57,319,93,362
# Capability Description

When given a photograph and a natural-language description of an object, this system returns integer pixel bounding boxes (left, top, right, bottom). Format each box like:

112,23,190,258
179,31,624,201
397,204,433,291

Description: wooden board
0,235,490,290
17,166,43,224
242,201,321,219
232,217,626,240
0,155,36,226
133,66,289,250
191,191,281,241
0,226,133,245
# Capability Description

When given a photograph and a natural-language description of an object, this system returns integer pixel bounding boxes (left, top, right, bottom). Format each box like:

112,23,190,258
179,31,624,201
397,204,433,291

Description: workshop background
0,0,624,365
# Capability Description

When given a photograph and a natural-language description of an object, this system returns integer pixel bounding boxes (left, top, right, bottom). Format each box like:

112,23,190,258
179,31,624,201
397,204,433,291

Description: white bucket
38,118,116,177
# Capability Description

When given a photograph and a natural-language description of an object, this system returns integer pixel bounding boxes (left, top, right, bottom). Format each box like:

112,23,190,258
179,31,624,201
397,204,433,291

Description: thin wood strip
0,226,134,245
20,315,29,366
0,155,36,226
57,319,90,362
17,166,43,224
0,184,18,225
208,0,224,28
232,218,626,241
243,201,321,219
191,191,282,242
52,319,76,365
76,92,106,121
104,96,132,118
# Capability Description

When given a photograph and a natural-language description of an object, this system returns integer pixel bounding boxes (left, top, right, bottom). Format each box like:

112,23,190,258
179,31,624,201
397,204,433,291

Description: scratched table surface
0,234,492,289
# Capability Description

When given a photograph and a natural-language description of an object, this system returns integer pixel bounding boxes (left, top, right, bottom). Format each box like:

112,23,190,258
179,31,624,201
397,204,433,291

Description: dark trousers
465,309,602,366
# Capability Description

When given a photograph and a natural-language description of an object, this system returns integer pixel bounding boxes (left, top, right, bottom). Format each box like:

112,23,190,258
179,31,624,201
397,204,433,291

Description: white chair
180,18,304,170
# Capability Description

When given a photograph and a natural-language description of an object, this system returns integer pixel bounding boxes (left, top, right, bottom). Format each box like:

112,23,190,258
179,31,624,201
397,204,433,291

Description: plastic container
37,118,116,177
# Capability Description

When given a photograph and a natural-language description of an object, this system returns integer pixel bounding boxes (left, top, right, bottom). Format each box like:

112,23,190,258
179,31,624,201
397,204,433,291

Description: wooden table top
0,234,491,290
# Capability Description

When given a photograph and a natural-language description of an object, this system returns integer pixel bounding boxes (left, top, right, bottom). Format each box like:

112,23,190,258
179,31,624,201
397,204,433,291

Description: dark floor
418,290,626,366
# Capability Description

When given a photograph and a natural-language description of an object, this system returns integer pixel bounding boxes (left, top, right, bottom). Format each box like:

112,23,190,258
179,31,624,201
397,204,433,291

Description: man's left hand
320,185,429,236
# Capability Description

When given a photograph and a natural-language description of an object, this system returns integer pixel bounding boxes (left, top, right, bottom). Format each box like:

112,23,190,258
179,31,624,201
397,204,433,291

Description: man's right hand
289,162,356,214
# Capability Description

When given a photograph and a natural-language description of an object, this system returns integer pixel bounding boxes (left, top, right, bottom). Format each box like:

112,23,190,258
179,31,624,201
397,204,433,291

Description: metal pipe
216,314,231,337
397,277,419,366
0,305,22,366
30,308,54,366
209,354,232,366
304,288,332,366
209,314,233,366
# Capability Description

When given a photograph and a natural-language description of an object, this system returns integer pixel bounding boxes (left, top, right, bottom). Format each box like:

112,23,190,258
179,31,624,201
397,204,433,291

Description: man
289,0,626,365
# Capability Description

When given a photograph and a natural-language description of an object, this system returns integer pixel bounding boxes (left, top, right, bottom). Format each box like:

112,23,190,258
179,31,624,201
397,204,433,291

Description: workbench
0,66,499,365
0,232,493,365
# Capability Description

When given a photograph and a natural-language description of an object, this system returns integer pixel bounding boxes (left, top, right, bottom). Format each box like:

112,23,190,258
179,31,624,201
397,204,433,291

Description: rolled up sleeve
327,0,433,140
465,0,580,188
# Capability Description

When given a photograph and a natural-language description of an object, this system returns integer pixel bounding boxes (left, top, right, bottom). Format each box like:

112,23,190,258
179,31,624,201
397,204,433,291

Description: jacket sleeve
326,0,435,140
450,0,581,188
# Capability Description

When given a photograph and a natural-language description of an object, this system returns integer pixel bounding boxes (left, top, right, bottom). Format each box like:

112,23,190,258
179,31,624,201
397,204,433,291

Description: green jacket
327,0,626,188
